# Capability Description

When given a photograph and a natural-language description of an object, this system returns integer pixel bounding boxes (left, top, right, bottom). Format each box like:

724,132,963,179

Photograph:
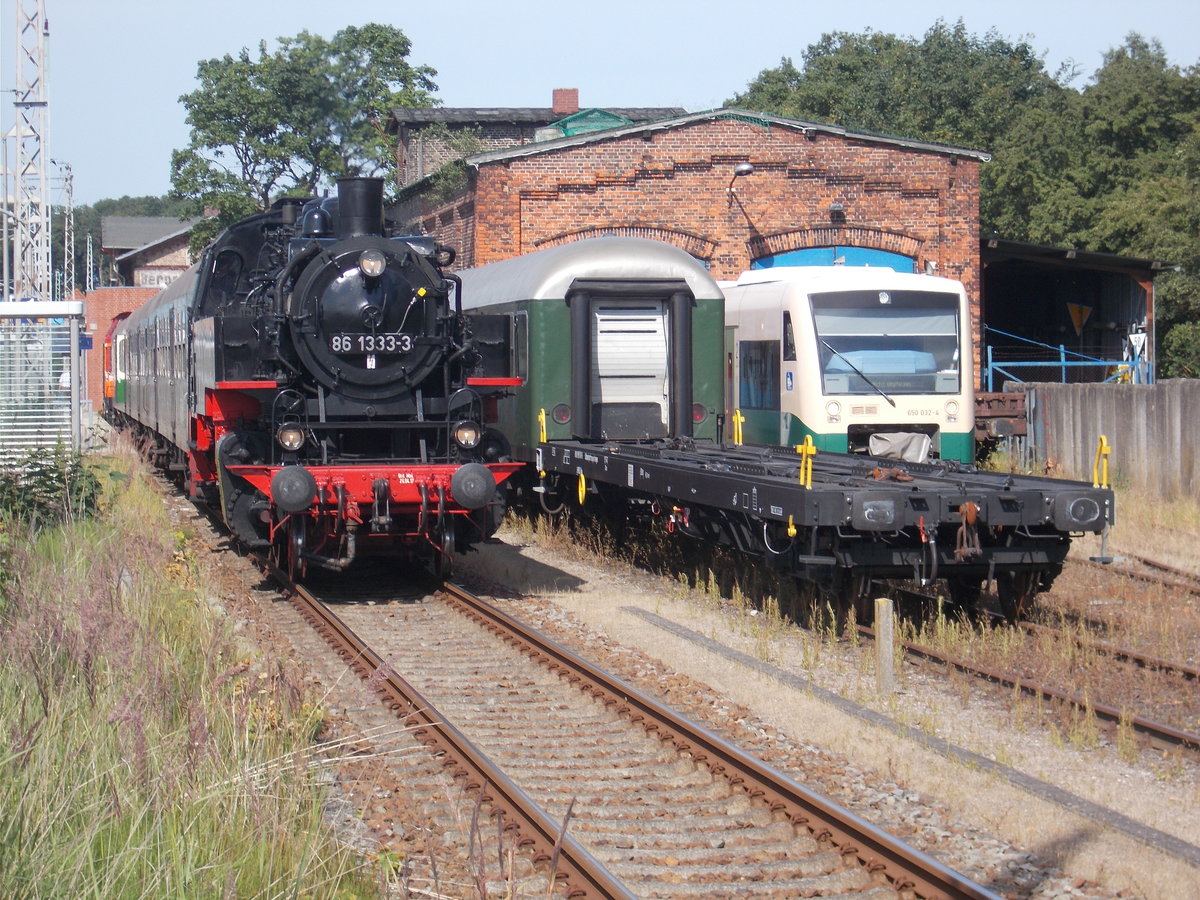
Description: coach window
782,312,797,361
739,340,780,409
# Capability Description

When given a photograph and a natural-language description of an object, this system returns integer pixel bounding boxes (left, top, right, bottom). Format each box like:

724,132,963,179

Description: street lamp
727,162,755,206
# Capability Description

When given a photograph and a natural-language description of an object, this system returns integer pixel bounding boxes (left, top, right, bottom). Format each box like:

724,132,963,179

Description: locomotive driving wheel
436,517,455,580
273,516,307,582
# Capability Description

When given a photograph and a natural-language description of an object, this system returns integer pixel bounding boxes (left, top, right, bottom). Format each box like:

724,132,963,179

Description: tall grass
0,452,375,899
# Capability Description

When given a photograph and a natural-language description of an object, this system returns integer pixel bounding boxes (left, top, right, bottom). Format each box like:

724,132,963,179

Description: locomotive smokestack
337,177,385,237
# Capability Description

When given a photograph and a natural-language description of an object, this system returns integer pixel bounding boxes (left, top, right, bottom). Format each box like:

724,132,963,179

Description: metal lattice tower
53,159,73,298
86,233,94,293
13,0,51,302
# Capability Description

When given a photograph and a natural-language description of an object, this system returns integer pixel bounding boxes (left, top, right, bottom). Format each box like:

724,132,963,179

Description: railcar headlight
276,424,306,451
945,399,960,422
358,249,387,278
826,400,841,423
453,420,482,450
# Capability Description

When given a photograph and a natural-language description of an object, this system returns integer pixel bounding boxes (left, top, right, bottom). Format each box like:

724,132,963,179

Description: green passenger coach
456,237,727,461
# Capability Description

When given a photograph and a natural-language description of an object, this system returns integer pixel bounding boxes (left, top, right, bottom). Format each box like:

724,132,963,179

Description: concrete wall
1027,380,1199,494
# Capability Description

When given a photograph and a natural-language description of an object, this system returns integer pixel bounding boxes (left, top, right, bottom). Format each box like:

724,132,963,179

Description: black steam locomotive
104,177,520,578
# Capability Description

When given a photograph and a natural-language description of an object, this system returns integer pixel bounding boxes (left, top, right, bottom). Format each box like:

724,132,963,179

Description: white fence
0,301,85,462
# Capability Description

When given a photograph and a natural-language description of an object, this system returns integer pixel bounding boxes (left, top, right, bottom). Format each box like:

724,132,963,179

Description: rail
276,569,634,900
441,582,1002,900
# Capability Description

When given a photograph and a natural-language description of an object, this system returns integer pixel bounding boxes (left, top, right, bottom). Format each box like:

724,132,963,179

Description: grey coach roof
464,108,993,168
455,236,725,308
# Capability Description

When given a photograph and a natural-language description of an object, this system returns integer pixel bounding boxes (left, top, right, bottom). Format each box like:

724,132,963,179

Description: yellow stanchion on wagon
1092,435,1111,489
577,473,587,506
795,435,816,490
732,409,745,445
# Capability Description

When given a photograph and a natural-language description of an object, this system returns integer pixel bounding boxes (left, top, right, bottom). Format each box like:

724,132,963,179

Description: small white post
875,597,895,695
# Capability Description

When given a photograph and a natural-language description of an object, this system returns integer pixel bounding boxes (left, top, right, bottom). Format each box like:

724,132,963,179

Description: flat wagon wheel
996,570,1038,623
944,576,984,620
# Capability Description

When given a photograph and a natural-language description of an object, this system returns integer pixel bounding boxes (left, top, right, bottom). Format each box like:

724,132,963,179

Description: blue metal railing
982,326,1151,390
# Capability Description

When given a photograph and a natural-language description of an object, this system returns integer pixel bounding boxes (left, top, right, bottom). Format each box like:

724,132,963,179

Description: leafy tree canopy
170,23,436,239
731,19,1068,152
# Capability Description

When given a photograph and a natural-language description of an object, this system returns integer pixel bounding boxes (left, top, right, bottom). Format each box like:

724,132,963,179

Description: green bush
0,455,376,898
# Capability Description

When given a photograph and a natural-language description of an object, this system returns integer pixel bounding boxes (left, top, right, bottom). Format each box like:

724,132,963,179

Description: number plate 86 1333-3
329,333,413,354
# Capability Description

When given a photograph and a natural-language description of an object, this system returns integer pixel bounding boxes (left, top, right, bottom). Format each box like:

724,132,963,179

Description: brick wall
402,116,984,376
81,287,157,410
119,233,193,288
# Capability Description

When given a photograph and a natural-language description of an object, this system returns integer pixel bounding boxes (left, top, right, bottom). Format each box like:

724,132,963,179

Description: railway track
1080,551,1200,598
274,562,1000,899
858,622,1200,760
1016,620,1200,682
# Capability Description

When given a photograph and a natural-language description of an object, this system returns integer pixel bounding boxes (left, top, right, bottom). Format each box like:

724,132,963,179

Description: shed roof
101,216,200,253
387,105,685,131
114,221,198,263
464,108,993,169
982,237,1176,273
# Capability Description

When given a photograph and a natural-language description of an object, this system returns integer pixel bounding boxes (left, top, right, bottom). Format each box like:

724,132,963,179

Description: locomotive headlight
276,424,306,451
453,420,482,450
358,249,387,279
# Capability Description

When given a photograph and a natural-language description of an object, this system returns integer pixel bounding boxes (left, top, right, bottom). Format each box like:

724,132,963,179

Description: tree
982,35,1200,375
731,20,1067,152
170,24,437,236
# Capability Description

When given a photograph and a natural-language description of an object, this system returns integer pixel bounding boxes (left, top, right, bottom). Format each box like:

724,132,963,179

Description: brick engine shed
389,107,989,373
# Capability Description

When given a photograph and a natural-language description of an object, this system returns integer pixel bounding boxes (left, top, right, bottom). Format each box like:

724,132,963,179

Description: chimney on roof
552,88,579,116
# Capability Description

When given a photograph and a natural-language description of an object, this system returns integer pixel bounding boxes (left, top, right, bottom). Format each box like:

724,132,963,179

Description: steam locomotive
104,177,520,578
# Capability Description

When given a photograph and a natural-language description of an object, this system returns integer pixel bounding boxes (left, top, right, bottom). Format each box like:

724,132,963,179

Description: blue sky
2,0,1198,205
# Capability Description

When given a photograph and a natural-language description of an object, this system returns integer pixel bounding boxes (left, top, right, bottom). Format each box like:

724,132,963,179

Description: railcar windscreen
811,289,961,395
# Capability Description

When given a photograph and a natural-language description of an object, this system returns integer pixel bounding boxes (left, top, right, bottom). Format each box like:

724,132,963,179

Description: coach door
590,298,669,439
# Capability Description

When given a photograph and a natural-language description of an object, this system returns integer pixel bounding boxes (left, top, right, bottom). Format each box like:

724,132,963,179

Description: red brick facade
82,287,157,410
393,110,985,377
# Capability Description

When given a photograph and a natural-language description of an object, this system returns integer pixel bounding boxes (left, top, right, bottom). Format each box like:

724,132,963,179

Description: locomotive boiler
105,177,520,578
